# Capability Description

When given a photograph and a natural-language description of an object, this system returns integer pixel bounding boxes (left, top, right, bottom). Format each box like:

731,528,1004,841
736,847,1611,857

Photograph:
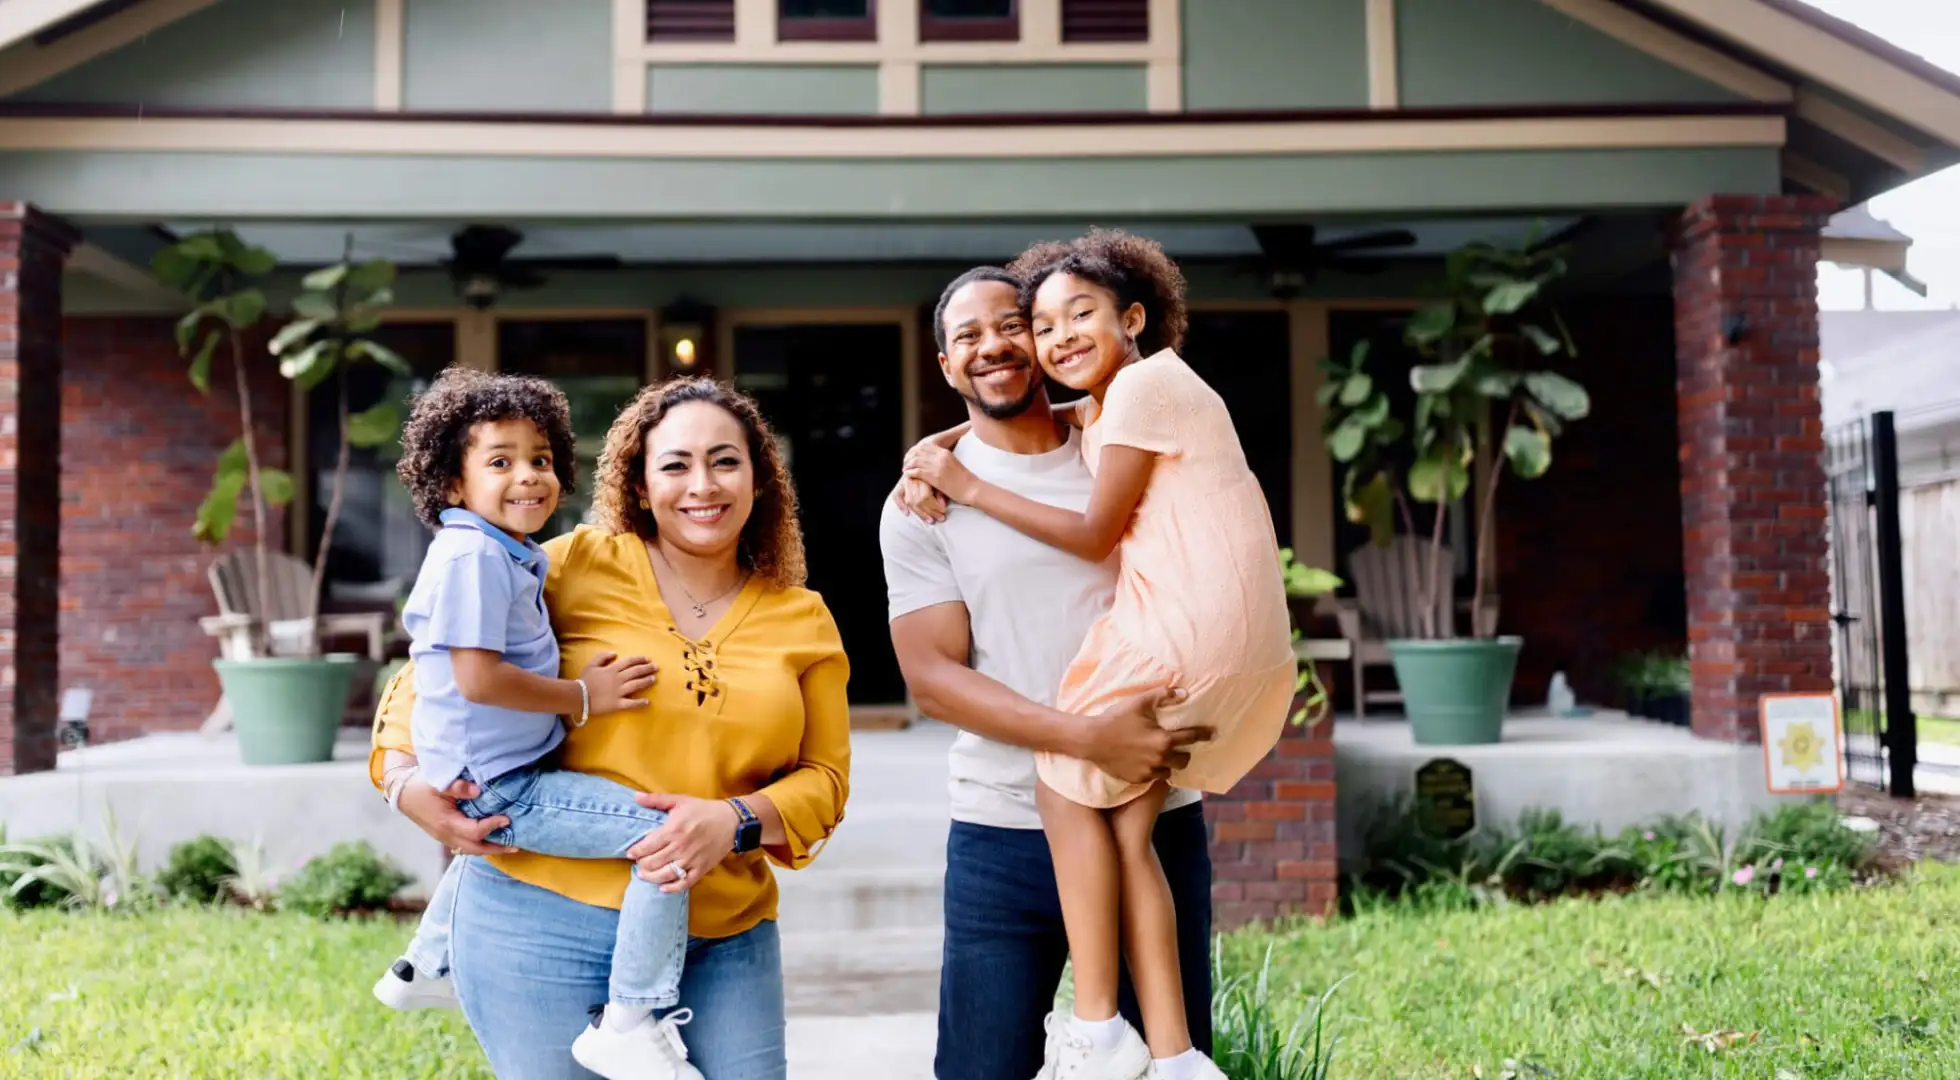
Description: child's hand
891,476,949,524
903,443,979,506
579,652,659,716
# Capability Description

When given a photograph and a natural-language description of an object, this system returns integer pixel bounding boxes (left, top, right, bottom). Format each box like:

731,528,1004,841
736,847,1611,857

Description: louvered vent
647,0,735,41
1061,0,1147,42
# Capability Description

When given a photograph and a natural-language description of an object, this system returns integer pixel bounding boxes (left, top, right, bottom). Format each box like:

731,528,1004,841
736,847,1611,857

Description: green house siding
920,65,1148,115
9,0,375,108
1182,0,1369,111
404,0,611,113
1397,0,1743,107
0,146,1779,220
648,66,881,116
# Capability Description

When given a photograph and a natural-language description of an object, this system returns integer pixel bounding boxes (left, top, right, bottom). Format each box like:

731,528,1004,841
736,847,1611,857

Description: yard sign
1759,692,1845,795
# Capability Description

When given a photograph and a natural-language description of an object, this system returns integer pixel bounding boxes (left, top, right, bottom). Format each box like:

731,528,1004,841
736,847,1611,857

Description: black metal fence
1826,411,1916,795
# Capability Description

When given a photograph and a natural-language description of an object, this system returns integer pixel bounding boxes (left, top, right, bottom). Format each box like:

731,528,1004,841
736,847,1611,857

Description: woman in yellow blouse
370,377,850,1080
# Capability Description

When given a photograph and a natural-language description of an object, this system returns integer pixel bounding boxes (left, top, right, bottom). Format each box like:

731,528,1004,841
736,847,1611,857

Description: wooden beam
64,242,186,309
374,0,404,111
1795,89,1927,173
1639,0,1960,147
1366,0,1399,109
0,0,224,97
0,112,1789,159
1533,0,1791,102
0,0,109,52
1781,148,1850,201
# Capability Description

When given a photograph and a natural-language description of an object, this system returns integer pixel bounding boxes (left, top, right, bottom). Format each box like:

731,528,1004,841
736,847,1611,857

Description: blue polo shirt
402,508,563,791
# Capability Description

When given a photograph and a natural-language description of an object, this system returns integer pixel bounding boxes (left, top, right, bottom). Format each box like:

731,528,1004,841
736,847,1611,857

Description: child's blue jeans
401,764,689,1008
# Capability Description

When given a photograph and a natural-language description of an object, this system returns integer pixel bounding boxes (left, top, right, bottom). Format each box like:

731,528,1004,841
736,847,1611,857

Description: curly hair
1007,228,1189,358
590,377,807,591
396,366,577,530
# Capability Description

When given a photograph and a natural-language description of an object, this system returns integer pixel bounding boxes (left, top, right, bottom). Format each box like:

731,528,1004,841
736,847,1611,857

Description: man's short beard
962,378,1042,421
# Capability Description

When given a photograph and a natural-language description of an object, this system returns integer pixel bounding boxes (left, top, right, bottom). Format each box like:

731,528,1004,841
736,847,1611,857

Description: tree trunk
228,318,272,658
1471,401,1517,640
308,363,351,643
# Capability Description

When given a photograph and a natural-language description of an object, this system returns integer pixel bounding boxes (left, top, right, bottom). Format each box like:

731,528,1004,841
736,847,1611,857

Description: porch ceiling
134,216,1583,268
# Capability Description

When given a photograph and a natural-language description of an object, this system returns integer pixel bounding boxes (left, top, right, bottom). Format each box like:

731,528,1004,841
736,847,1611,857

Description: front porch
1333,709,1797,869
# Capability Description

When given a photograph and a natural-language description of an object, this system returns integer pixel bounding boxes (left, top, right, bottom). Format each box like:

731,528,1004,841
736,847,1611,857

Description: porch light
659,299,716,376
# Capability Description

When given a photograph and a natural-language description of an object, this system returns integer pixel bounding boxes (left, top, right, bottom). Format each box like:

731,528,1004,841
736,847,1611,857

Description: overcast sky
1802,0,1960,310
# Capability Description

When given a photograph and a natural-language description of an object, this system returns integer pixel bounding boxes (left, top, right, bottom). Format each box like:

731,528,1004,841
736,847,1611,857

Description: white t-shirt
879,427,1201,829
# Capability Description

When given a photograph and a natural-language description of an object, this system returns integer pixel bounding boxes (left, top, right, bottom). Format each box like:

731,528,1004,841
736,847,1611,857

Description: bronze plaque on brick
1415,758,1475,840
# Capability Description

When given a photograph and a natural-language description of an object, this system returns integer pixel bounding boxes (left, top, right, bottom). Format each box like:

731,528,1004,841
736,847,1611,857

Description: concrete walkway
788,1013,938,1079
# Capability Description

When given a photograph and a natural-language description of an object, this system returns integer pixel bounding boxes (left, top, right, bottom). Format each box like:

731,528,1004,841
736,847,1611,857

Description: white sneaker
1150,1051,1229,1080
1034,1012,1151,1080
571,1007,705,1080
372,958,459,1011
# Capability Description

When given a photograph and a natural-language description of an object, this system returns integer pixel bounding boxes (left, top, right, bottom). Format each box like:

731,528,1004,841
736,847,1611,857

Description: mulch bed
1838,787,1960,871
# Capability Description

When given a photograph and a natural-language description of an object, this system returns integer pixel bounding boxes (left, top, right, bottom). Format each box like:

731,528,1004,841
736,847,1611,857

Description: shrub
278,842,411,917
1212,943,1343,1080
158,835,238,906
0,832,92,910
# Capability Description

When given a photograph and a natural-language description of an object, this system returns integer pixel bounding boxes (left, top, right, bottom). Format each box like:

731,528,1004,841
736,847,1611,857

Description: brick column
1671,195,1836,743
1206,681,1337,927
0,203,78,776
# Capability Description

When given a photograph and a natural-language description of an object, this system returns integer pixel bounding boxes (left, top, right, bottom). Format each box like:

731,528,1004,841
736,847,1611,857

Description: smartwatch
728,797,762,854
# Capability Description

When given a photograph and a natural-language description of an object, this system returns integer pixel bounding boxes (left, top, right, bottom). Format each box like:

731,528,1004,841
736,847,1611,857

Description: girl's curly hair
1007,228,1189,358
590,377,807,591
396,366,577,530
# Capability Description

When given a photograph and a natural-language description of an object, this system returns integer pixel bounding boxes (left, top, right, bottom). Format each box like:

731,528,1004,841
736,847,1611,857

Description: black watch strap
728,797,762,853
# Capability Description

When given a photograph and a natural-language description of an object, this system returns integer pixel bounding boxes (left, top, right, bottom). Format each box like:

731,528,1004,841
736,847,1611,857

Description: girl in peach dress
903,230,1295,1080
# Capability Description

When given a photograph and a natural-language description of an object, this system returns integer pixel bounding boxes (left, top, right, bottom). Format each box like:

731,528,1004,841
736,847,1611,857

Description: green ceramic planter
215,655,358,765
1386,636,1524,746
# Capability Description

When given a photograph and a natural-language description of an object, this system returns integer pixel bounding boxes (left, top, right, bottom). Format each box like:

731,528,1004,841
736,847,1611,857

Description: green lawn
9,870,1960,1079
1217,863,1960,1079
0,908,488,1079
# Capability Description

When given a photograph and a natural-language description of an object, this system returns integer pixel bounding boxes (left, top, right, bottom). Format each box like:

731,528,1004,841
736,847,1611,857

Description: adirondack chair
199,551,390,732
1333,536,1501,718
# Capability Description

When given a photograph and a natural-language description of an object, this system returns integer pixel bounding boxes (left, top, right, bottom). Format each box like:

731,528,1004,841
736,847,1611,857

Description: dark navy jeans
935,801,1213,1080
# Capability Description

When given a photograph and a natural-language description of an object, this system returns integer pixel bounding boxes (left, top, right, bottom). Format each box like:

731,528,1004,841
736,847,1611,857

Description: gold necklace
648,544,748,619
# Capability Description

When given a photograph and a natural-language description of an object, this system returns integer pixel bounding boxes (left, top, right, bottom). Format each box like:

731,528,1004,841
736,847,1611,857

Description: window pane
781,0,870,16
307,322,452,608
926,0,1011,15
498,319,649,544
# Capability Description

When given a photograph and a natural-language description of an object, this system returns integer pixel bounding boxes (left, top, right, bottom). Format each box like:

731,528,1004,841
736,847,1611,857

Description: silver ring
665,861,687,882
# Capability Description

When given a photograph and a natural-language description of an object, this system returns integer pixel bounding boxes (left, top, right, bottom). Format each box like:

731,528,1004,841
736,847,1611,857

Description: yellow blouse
369,524,851,939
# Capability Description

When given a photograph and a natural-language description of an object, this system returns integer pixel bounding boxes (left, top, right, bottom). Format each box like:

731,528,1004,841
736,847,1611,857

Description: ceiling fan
444,225,622,310
1238,223,1420,298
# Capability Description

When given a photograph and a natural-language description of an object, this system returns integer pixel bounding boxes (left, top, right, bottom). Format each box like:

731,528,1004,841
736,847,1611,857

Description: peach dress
1040,348,1298,809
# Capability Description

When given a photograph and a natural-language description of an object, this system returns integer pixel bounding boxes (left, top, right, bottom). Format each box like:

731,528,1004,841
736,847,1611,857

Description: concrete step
787,1012,937,1079
775,865,943,933
781,924,944,1018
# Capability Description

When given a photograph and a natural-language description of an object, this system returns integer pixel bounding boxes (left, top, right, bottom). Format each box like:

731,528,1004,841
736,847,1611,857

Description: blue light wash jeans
439,858,788,1080
934,802,1214,1080
400,764,687,1008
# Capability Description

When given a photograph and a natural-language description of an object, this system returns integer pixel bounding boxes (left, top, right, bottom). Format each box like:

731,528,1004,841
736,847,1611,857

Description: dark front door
1181,311,1294,549
734,323,907,705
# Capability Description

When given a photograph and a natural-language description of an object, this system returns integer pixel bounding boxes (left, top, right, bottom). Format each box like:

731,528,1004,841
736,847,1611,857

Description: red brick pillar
1671,195,1836,743
0,204,78,776
1206,679,1338,927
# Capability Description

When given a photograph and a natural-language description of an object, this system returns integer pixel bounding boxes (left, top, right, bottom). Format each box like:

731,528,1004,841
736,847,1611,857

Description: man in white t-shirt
879,268,1215,1080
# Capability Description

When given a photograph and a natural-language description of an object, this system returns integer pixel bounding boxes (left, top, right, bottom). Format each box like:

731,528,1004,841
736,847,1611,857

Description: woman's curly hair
396,366,577,530
590,377,807,591
1008,228,1189,358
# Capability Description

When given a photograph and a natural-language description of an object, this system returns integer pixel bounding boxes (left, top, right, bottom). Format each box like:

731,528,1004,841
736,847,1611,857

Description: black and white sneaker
372,957,459,1011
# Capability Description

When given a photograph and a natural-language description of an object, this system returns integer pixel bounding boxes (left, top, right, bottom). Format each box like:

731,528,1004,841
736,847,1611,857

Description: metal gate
1826,412,1916,795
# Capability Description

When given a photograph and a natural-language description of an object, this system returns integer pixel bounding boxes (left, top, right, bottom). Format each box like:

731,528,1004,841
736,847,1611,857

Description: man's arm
891,601,1083,758
890,602,1205,785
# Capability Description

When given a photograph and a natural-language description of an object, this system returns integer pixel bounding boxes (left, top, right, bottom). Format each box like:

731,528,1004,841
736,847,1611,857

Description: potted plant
1320,234,1590,745
154,231,403,765
1621,650,1690,727
1281,547,1343,726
